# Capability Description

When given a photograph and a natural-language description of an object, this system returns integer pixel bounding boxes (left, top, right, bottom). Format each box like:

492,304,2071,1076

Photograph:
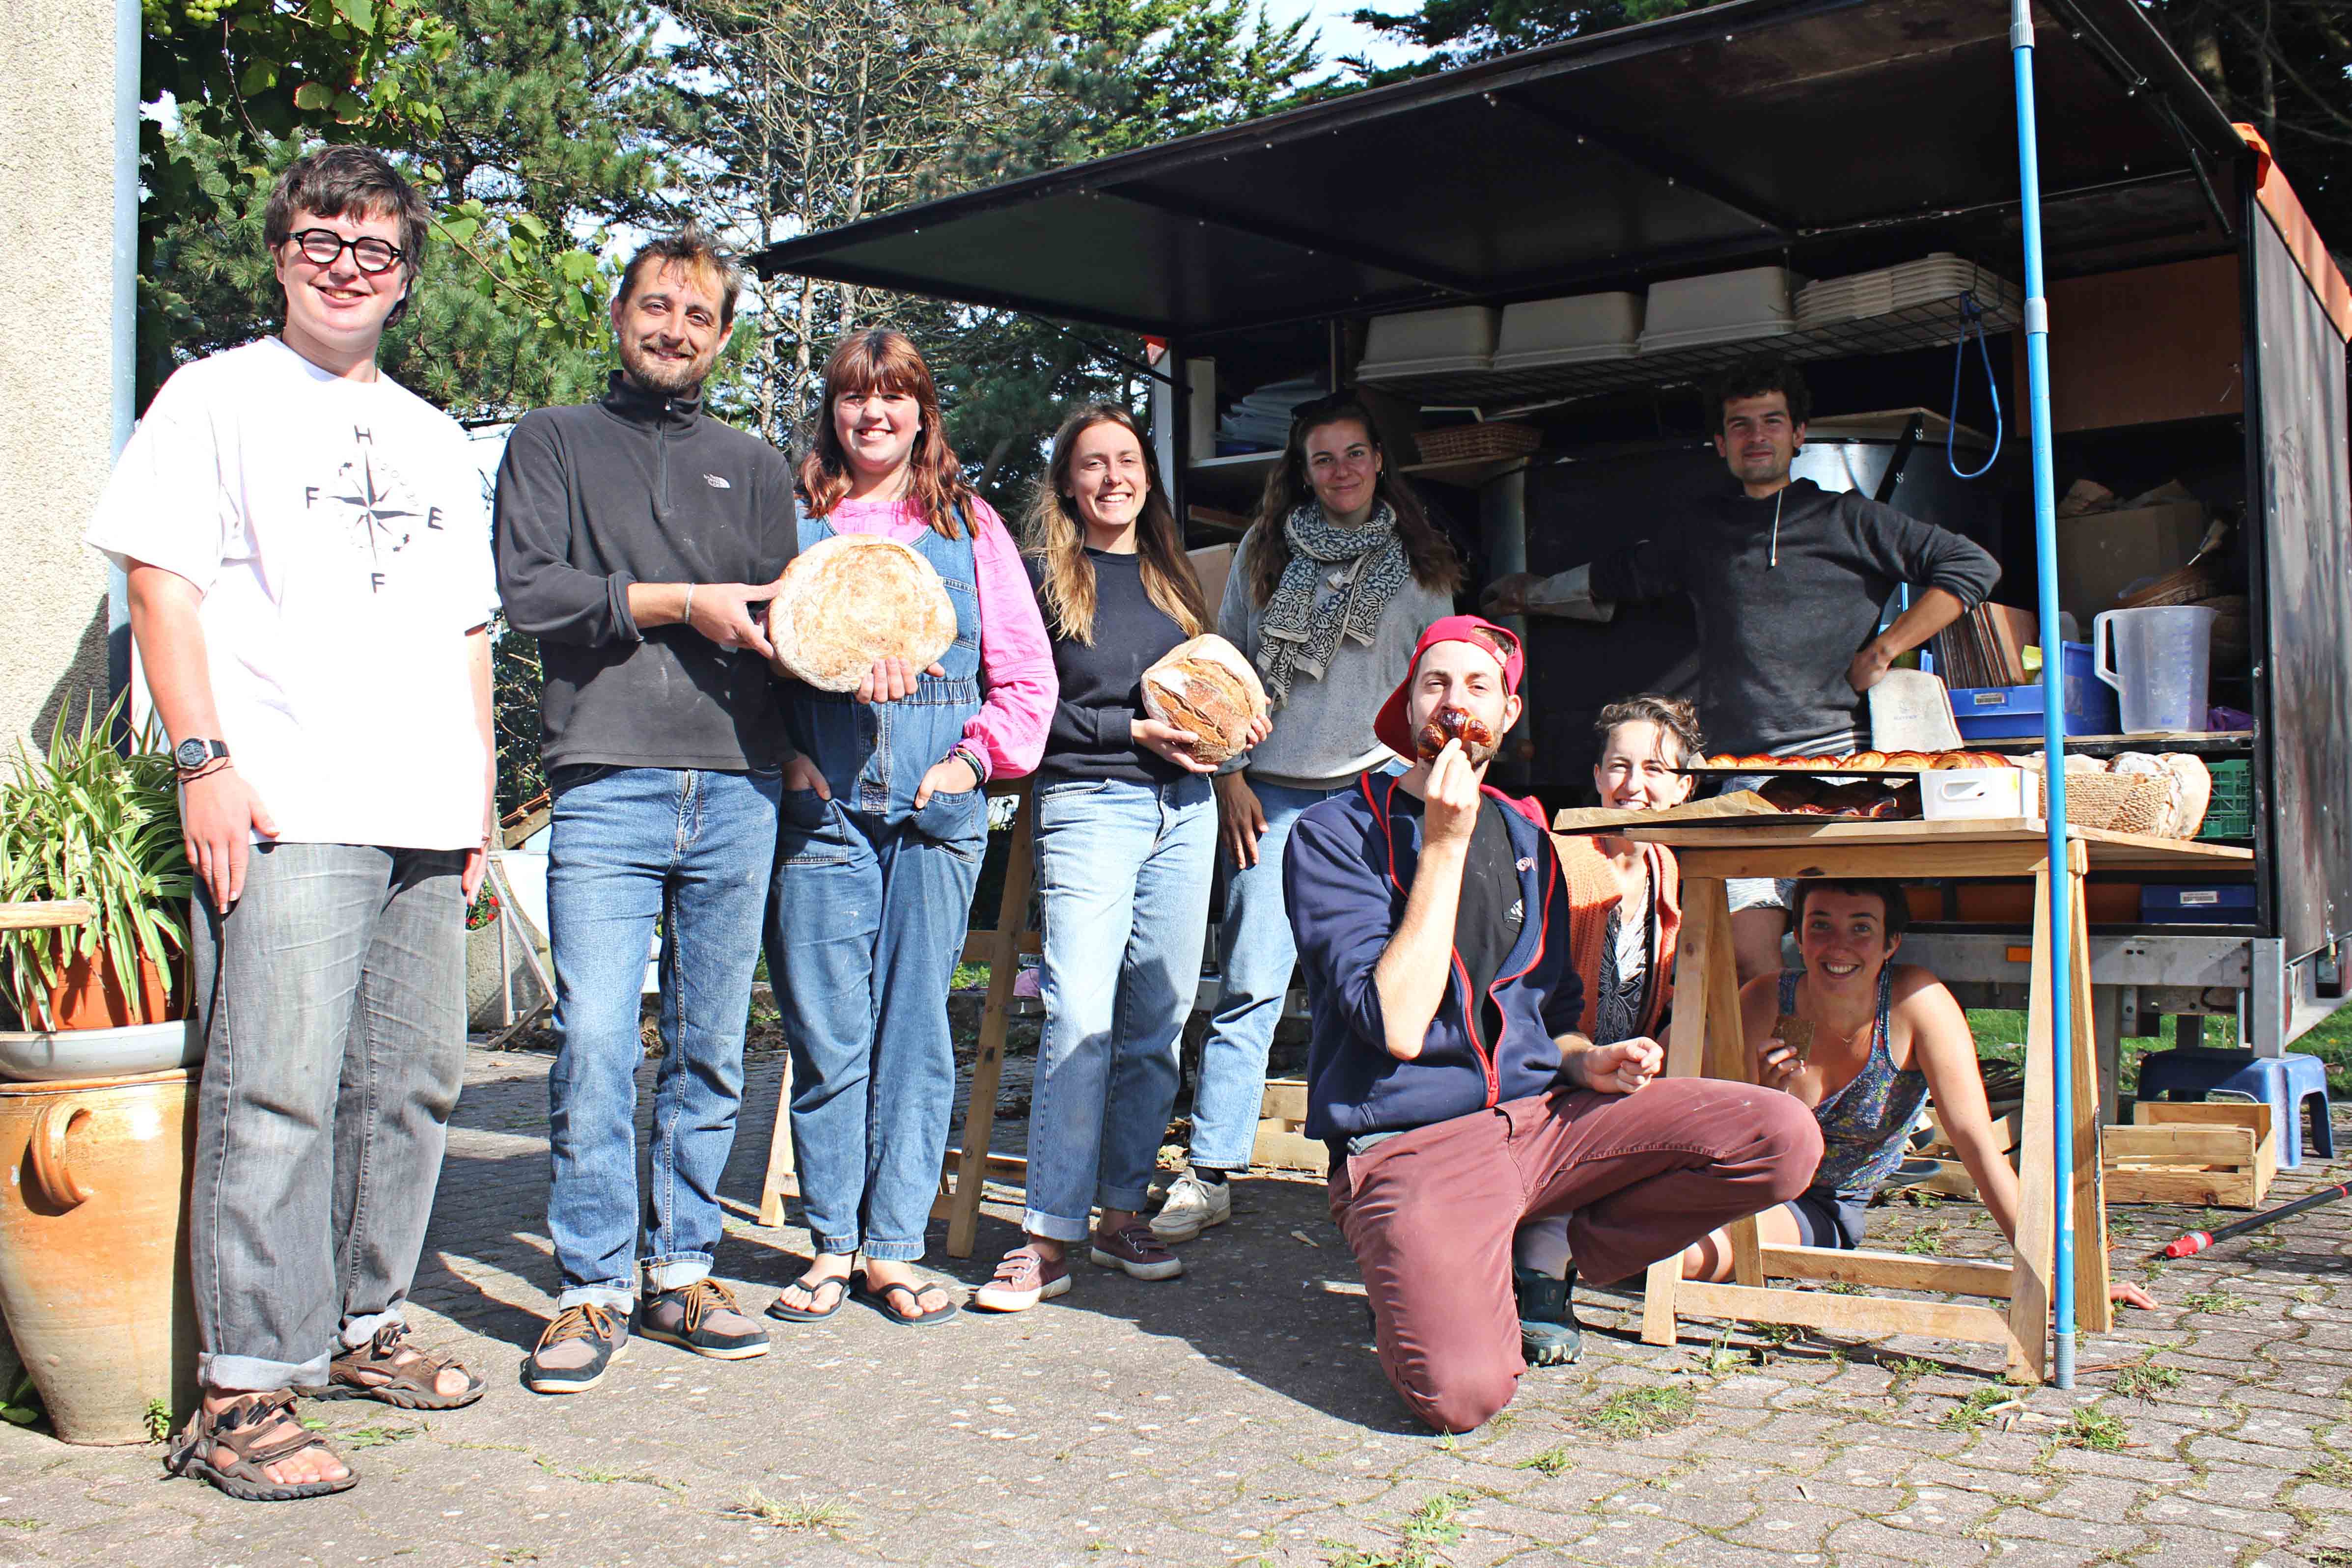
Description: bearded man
1281,615,1820,1433
495,228,800,1391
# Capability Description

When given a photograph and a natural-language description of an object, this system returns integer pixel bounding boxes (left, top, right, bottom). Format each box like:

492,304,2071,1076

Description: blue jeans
544,766,781,1311
1024,776,1216,1241
190,843,468,1390
766,788,986,1262
1190,776,1362,1172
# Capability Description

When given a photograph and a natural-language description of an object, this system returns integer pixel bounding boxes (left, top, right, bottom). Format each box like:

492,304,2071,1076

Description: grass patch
1901,1221,1950,1256
1577,1385,1698,1440
1517,1443,1576,1477
1821,1280,1866,1295
1324,1491,1475,1568
2299,1455,2352,1487
2113,1360,2184,1401
340,1423,423,1450
950,962,990,991
2181,1289,2254,1315
143,1398,171,1443
1694,1329,1755,1377
0,1519,41,1531
1967,1003,2352,1100
2306,1549,2352,1568
1892,1357,1939,1378
1938,1386,2014,1432
726,1487,857,1532
2056,1407,2130,1451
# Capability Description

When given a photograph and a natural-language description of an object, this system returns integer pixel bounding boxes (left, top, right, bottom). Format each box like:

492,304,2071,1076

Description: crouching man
1282,615,1821,1433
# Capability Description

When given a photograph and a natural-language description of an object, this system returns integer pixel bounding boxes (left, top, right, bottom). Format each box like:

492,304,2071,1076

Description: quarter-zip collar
599,369,703,432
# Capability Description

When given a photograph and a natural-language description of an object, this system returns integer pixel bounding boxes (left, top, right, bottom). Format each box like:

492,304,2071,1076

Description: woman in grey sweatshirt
1150,393,1459,1245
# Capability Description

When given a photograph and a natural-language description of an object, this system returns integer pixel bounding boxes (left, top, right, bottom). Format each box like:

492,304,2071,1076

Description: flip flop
765,1272,851,1322
851,1271,962,1326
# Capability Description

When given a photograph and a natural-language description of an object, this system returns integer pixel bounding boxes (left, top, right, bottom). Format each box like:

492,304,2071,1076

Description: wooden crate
1253,1077,1328,1174
2102,1101,2274,1208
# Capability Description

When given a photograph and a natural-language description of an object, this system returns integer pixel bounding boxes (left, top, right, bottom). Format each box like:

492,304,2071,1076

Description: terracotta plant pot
41,952,181,1031
0,1068,197,1443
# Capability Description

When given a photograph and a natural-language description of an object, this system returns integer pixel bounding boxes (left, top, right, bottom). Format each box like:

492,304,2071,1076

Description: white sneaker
1150,1171,1232,1243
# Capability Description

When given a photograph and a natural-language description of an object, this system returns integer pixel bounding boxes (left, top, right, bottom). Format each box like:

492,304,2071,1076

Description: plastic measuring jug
2092,605,2216,734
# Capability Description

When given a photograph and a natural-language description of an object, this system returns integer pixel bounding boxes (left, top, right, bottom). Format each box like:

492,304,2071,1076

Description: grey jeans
189,842,469,1390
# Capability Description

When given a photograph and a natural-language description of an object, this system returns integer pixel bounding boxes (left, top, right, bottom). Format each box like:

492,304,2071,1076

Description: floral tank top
1779,966,1929,1205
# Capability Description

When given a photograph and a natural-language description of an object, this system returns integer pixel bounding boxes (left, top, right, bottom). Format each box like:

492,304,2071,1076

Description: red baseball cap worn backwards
1372,613,1525,760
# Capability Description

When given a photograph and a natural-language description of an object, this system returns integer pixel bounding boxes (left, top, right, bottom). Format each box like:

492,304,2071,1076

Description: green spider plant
0,694,192,1030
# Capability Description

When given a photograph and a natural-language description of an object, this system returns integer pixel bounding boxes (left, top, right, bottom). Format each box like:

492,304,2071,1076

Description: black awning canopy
750,0,2246,338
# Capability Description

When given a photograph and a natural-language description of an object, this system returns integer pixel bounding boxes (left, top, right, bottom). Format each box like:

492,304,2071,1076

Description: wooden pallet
1252,1078,1327,1174
2103,1101,2275,1209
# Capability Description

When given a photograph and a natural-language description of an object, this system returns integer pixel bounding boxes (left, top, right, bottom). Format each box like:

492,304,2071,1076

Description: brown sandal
302,1321,485,1410
165,1391,358,1502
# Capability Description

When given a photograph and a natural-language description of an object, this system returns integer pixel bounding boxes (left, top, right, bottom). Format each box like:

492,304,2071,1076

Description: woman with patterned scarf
1151,392,1462,1246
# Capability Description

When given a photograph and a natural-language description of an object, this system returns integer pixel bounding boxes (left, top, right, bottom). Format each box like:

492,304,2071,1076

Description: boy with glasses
85,147,495,1501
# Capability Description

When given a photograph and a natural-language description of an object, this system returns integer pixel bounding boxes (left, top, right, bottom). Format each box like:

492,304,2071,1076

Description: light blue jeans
190,843,468,1391
544,765,781,1312
1190,776,1363,1172
1023,775,1216,1241
765,788,987,1262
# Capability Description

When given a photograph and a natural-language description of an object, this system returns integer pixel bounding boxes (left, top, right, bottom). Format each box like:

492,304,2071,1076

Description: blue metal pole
2011,0,2076,1388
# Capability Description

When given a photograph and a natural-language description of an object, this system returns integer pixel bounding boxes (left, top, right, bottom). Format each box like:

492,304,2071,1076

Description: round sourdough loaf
766,534,958,692
1139,634,1268,765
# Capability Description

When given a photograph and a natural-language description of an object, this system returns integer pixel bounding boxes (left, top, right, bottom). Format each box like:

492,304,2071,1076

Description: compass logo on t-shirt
303,425,451,592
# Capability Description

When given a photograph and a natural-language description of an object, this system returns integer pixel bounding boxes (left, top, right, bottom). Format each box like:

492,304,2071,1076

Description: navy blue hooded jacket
1283,772,1584,1142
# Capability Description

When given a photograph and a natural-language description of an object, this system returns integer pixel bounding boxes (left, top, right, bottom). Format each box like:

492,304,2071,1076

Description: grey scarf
1256,500,1409,709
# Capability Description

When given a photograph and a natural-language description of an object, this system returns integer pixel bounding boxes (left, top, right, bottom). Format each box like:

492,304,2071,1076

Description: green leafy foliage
0,697,192,1031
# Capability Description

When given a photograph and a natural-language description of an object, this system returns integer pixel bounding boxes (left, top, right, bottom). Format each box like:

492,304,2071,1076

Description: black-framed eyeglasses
288,228,405,275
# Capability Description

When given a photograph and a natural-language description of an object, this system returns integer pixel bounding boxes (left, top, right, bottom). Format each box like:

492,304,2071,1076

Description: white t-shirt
85,337,496,851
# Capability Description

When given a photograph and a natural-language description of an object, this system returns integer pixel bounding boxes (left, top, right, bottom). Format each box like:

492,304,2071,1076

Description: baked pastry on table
765,534,958,692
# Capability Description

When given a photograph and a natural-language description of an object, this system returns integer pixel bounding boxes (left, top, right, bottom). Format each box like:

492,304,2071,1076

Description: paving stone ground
3,1045,2349,1568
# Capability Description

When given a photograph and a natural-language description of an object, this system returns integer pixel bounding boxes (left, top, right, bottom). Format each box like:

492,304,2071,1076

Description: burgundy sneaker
1088,1221,1184,1281
971,1245,1071,1312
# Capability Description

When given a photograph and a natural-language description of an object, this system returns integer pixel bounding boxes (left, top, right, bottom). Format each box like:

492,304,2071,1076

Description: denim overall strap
787,508,984,825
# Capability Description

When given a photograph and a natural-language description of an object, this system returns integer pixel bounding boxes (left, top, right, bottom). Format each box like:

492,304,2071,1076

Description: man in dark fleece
497,228,813,1391
1284,614,1818,1434
1485,355,1999,982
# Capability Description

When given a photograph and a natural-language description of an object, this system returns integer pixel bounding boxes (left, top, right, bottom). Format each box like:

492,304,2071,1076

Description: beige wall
0,0,123,750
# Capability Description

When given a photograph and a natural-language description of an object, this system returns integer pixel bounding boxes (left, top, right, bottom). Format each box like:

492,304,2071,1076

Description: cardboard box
2055,500,2207,625
1187,542,1235,613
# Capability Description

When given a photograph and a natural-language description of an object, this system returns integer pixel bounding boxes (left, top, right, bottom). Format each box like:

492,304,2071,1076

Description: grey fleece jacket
495,374,800,772
1581,477,2000,756
1217,524,1456,789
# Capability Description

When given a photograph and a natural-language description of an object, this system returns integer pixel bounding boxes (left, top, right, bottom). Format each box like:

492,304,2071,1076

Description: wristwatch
173,738,231,772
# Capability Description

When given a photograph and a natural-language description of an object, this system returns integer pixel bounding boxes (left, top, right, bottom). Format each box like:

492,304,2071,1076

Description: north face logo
704,473,732,489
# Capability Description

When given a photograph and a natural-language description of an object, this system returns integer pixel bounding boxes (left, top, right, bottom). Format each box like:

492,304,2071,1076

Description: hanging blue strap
1947,293,2004,480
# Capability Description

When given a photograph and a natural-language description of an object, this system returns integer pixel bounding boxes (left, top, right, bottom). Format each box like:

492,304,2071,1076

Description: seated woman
1683,879,2153,1308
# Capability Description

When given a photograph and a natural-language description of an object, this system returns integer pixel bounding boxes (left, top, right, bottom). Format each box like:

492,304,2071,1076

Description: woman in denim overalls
763,331,1056,1325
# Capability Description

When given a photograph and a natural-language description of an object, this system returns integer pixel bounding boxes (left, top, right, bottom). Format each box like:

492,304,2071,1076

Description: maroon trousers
1327,1082,1821,1433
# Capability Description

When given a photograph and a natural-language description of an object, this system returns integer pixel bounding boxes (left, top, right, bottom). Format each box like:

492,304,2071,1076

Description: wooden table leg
2005,861,2057,1382
2065,845,2114,1334
757,1052,797,1228
942,786,1037,1259
1641,875,1737,1344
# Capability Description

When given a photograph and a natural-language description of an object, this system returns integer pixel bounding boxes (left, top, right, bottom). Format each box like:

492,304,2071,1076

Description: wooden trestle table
1605,817,2253,1381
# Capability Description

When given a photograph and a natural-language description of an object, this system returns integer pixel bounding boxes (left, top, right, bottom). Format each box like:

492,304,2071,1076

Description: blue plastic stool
2134,1049,2335,1169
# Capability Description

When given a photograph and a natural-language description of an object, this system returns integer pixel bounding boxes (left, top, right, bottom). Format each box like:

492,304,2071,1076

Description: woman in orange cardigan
1515,694,1701,1365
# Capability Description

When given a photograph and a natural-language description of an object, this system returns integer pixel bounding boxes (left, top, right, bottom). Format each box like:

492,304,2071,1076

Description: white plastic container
1921,767,2028,823
1357,305,1499,379
2094,605,2216,734
1492,292,1644,369
1637,266,1798,353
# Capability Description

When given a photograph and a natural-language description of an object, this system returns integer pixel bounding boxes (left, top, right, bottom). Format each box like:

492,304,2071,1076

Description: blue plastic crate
2140,883,2257,925
1950,642,2120,740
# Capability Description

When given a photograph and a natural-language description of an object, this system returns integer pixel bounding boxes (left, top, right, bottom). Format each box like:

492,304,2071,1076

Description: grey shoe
638,1278,770,1360
1150,1171,1232,1243
524,1302,630,1395
1515,1266,1582,1367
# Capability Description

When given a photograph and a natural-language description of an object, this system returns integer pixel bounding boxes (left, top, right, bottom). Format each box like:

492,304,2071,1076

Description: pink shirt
823,495,1056,780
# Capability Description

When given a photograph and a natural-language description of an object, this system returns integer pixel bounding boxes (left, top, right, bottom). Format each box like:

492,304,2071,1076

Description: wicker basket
2029,770,2175,835
1413,422,1541,466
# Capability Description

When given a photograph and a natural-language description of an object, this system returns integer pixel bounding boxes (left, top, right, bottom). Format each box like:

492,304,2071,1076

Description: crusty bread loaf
2158,753,2213,838
1140,634,1268,765
766,534,959,693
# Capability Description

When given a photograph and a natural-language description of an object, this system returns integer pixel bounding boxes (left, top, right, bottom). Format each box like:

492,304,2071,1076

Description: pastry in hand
1415,704,1499,766
1773,1014,1816,1062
